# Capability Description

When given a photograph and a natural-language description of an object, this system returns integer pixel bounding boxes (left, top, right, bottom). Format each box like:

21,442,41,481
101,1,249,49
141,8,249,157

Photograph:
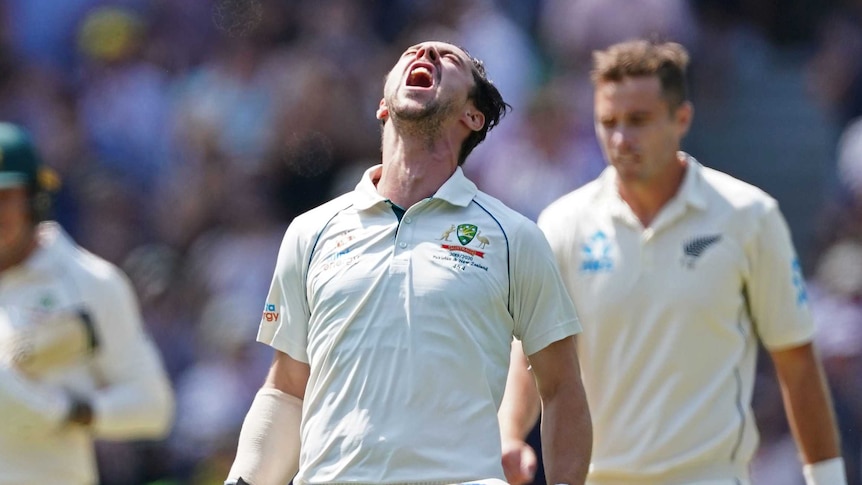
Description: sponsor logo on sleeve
791,258,808,306
262,303,279,323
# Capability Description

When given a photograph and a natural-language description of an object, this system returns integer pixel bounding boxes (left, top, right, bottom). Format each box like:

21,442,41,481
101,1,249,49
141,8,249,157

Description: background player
500,39,847,485
0,122,175,485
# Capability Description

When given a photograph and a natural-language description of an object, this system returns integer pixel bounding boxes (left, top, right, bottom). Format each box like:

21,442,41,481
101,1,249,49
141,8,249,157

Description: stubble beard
387,91,457,146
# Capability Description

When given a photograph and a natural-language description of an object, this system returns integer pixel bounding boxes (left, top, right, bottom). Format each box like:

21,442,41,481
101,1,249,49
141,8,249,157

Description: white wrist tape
226,388,302,485
803,457,847,485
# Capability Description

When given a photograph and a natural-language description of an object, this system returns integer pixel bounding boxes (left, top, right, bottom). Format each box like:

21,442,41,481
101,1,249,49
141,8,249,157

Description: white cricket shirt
259,165,581,484
539,155,814,485
0,223,173,485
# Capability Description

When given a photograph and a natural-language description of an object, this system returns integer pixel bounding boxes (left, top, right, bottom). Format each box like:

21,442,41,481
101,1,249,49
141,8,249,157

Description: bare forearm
499,340,541,441
772,344,841,463
541,379,592,485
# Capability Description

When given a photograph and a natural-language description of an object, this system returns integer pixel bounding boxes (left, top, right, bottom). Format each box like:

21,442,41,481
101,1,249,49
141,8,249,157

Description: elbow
93,380,176,440
142,382,176,439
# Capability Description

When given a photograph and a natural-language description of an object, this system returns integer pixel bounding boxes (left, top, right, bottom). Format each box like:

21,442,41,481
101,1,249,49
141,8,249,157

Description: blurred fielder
0,122,174,484
500,39,847,485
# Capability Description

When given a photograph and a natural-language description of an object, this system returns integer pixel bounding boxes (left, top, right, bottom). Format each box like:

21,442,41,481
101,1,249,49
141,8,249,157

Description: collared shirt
259,165,581,484
539,154,814,485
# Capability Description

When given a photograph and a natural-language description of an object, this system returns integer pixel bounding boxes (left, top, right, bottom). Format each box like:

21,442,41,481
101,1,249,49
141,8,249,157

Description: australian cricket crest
437,222,490,266
456,224,478,245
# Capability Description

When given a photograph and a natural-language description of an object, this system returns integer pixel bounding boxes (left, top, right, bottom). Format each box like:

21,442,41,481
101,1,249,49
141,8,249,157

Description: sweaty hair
591,39,690,111
460,46,510,165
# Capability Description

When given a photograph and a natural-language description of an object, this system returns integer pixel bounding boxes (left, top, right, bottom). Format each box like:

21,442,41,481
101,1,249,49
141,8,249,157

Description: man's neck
376,126,461,208
618,158,687,228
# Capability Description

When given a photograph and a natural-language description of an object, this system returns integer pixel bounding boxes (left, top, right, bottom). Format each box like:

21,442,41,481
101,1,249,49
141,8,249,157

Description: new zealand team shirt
259,165,581,484
539,155,815,485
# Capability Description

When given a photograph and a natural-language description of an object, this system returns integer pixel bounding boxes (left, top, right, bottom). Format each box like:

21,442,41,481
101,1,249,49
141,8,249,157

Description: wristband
803,457,847,485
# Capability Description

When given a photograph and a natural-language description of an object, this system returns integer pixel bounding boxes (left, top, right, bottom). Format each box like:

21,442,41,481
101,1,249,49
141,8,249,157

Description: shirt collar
675,153,708,211
594,151,708,221
352,164,478,210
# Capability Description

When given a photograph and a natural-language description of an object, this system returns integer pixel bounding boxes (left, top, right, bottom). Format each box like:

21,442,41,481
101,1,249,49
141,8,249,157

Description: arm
770,342,847,484
86,273,174,439
528,336,592,485
226,350,310,485
498,340,541,485
0,365,71,436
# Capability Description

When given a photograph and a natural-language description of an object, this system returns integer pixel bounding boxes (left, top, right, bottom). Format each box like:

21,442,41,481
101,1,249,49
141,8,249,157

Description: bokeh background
1,0,861,483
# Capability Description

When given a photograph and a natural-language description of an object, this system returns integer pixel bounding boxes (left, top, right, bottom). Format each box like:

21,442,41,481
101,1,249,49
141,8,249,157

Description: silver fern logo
682,234,722,268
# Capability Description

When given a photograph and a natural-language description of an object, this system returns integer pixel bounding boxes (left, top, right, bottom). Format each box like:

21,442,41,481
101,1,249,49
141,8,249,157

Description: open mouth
406,65,434,88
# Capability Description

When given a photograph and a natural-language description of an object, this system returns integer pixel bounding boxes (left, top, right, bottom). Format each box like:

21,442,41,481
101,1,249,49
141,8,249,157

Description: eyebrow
403,44,468,63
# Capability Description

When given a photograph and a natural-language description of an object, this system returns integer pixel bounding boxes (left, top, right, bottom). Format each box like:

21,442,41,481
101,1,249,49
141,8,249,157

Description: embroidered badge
438,224,456,241
439,223,489,260
456,224,478,245
682,234,722,268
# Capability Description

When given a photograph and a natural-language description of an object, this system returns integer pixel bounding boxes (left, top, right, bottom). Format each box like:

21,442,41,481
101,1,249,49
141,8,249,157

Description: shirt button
404,217,412,224
399,242,407,248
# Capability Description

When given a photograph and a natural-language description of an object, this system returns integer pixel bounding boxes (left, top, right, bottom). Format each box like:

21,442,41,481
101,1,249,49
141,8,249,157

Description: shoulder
540,178,604,223
699,166,779,216
52,235,137,304
286,192,356,238
76,247,133,291
471,190,540,236
42,225,128,287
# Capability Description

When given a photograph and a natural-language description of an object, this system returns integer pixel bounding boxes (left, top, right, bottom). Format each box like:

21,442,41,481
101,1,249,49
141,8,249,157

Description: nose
610,127,631,150
415,44,439,62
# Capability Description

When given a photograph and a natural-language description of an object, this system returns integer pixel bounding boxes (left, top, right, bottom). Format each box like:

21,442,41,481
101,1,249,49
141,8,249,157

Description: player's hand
501,437,537,485
0,308,98,377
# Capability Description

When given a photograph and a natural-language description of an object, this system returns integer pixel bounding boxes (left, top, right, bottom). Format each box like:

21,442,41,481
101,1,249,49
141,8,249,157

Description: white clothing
0,223,174,485
538,155,814,485
259,165,581,484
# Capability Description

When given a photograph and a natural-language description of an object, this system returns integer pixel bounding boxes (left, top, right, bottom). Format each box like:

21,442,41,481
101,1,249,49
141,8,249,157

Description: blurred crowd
0,0,860,483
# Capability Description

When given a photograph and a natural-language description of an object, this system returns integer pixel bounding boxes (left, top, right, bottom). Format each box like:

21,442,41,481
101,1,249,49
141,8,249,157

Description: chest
306,213,511,312
567,217,748,317
0,273,83,326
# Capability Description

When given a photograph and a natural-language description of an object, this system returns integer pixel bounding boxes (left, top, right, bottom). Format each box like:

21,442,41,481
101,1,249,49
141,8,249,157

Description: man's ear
463,108,485,131
376,98,389,121
675,101,694,138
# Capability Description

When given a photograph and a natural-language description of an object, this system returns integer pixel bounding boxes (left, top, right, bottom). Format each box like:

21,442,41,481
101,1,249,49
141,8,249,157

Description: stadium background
1,0,860,483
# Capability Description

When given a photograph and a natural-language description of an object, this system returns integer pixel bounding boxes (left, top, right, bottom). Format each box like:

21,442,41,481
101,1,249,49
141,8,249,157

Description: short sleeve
746,202,815,350
510,220,582,356
257,221,313,362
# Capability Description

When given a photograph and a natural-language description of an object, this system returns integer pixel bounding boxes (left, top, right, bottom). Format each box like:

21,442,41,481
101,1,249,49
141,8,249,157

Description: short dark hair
591,39,690,111
460,47,510,165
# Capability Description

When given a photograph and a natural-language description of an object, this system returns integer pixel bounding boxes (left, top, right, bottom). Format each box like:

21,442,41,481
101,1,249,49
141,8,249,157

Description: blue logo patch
580,230,614,273
791,258,808,305
266,303,276,312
